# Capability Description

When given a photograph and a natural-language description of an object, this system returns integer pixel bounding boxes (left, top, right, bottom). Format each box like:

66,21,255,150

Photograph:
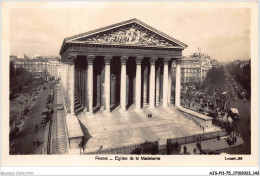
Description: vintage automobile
230,108,239,120
42,106,52,115
41,115,48,124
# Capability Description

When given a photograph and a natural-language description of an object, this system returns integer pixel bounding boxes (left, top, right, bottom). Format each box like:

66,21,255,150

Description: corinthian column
120,56,128,111
134,56,143,111
156,65,161,105
84,67,88,112
68,55,76,114
149,57,157,109
143,65,148,106
168,60,172,104
175,60,181,106
163,57,170,107
87,55,94,113
104,56,112,112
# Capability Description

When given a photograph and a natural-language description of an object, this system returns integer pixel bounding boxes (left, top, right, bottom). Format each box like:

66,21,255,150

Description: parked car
230,108,239,120
42,107,52,115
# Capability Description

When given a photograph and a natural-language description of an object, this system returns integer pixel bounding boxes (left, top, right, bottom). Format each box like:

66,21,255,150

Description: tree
204,66,226,87
10,61,15,78
225,60,251,98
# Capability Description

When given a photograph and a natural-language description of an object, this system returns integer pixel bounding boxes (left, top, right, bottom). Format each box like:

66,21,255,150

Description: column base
162,103,168,107
85,111,94,116
118,109,126,113
147,106,155,110
100,106,104,110
133,108,142,112
156,102,160,106
103,110,112,116
104,109,111,112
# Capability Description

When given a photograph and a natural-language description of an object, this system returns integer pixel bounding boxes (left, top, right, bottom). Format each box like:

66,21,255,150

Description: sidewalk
50,84,69,154
179,136,244,154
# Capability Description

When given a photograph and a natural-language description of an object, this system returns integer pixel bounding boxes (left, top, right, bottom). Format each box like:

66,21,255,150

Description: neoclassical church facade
60,18,187,116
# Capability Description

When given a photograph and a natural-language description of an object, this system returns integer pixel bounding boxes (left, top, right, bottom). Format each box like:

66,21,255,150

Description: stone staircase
74,95,84,115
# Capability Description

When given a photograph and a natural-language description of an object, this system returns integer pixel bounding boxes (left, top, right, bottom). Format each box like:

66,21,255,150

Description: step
75,106,84,114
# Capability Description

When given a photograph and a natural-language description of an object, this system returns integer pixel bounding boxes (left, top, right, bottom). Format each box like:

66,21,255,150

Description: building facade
172,56,201,84
60,18,187,115
12,56,61,79
200,56,212,81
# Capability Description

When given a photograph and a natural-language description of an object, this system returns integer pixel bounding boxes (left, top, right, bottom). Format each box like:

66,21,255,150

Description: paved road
10,83,52,155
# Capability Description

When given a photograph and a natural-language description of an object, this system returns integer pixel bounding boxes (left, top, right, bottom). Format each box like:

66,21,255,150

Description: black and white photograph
1,1,258,169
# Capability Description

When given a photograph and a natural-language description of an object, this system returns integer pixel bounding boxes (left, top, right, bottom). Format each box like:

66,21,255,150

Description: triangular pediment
64,19,187,48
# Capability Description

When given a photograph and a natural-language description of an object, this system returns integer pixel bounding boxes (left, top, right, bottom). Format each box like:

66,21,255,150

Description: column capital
150,57,158,65
104,55,112,65
68,55,76,65
120,56,128,65
163,57,171,64
135,56,143,65
87,55,95,65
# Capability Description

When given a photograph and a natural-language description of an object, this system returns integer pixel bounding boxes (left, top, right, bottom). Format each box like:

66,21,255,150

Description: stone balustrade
177,106,213,131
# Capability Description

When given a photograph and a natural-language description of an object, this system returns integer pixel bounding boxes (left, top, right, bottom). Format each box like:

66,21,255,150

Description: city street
219,98,251,154
10,82,52,154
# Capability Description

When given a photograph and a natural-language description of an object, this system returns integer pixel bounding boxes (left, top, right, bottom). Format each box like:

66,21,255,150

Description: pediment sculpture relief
84,24,176,47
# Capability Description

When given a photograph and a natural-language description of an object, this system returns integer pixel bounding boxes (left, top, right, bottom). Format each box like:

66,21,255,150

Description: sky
9,2,251,62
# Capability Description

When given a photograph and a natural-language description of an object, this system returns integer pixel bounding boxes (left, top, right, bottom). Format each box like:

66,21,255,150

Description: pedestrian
196,142,201,151
183,146,187,154
193,148,197,154
174,141,179,151
36,140,40,146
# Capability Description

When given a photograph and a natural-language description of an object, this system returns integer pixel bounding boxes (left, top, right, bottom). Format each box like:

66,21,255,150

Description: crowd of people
180,82,237,119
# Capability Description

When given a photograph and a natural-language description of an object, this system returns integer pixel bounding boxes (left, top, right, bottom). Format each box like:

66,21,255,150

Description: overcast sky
10,2,251,62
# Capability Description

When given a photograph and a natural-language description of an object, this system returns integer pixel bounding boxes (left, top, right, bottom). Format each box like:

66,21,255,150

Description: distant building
172,52,218,84
211,59,221,68
200,55,212,81
10,55,18,62
48,58,61,79
12,55,61,80
172,55,201,84
233,59,250,68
